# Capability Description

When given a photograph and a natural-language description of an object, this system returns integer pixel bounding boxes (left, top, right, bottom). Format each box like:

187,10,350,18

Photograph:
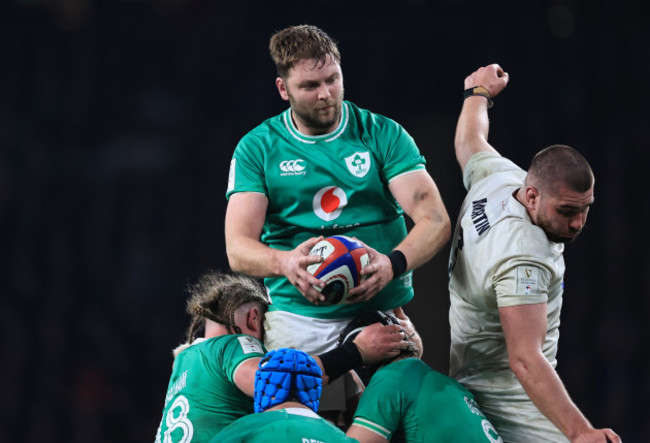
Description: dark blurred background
2,0,648,441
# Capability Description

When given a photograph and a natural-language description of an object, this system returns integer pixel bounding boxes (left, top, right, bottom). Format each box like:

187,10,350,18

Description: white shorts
263,310,363,412
471,388,568,442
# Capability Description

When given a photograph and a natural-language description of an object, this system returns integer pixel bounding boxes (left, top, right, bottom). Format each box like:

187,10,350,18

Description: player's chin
547,230,580,244
559,232,581,244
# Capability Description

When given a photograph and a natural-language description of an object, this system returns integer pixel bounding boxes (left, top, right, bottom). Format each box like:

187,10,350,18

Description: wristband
318,341,363,382
387,250,407,279
463,85,493,108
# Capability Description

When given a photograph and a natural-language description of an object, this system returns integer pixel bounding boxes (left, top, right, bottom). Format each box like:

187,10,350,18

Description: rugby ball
306,236,370,305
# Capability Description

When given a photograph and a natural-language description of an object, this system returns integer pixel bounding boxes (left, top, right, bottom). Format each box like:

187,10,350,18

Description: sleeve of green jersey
377,119,426,182
352,369,402,440
226,135,268,199
219,335,266,384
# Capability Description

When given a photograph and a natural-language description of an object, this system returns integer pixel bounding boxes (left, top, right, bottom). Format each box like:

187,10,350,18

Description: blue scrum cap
254,348,323,413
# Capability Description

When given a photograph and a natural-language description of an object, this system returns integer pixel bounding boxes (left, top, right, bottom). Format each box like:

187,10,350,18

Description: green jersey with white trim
154,335,266,443
352,358,502,442
211,407,358,442
227,101,425,318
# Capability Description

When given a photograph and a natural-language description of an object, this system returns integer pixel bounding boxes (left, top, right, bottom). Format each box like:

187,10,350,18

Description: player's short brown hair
528,144,594,193
269,24,341,78
185,271,268,343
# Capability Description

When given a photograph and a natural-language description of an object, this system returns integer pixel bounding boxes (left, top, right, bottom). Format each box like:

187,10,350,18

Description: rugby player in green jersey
212,349,358,443
154,271,409,442
225,24,450,420
343,308,503,443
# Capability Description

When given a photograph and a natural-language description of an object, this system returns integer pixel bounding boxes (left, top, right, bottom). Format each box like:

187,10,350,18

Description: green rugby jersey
211,408,359,442
352,359,502,442
155,335,266,443
227,101,425,318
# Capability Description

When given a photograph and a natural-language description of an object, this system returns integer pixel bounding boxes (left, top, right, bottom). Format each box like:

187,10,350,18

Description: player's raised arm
454,64,509,173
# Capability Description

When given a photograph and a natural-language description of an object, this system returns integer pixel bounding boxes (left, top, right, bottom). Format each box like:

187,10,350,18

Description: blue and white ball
306,235,369,305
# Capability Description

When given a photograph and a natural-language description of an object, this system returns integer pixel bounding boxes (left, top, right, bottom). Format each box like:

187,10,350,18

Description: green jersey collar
282,102,350,144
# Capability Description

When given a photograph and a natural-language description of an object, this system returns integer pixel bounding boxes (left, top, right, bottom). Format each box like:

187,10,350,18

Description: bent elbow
226,248,245,273
508,352,540,382
509,357,527,380
431,211,452,249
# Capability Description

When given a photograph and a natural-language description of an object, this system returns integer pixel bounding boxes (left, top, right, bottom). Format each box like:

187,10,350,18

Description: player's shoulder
503,215,552,246
464,152,525,191
372,358,427,385
186,335,228,356
197,334,263,352
494,216,561,262
345,100,404,131
384,357,427,372
232,334,266,352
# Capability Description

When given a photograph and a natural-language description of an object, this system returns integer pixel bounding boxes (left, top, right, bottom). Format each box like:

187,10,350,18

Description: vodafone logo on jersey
279,159,306,176
313,186,347,221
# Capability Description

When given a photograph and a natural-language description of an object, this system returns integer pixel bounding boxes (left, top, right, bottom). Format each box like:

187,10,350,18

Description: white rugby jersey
448,152,565,390
448,151,568,440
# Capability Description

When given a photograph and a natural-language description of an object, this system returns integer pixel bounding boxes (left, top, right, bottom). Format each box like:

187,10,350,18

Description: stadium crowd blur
2,0,648,441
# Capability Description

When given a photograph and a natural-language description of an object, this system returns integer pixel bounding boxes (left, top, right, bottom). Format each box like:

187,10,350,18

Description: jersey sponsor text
279,159,306,176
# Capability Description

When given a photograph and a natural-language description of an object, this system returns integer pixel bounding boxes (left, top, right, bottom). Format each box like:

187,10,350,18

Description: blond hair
184,271,268,344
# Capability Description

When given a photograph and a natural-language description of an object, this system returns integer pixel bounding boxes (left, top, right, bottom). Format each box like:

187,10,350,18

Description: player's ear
525,186,540,207
276,77,289,101
247,306,262,334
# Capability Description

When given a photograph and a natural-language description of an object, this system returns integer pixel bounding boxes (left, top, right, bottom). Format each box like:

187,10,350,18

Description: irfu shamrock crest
344,152,370,178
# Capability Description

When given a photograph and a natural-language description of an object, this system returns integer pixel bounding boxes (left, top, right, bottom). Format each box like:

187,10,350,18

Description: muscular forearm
454,97,493,169
388,171,451,273
394,212,450,271
227,236,284,278
512,354,593,440
314,322,407,385
227,232,326,303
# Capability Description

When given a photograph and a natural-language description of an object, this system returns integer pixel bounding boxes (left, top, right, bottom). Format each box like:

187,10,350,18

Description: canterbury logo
279,159,305,172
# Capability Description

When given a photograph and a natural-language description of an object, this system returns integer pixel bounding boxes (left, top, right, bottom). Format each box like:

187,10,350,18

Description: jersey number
155,395,194,443
482,418,503,442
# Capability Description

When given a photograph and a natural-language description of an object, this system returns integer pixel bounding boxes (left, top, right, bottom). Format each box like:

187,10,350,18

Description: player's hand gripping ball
306,235,369,305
